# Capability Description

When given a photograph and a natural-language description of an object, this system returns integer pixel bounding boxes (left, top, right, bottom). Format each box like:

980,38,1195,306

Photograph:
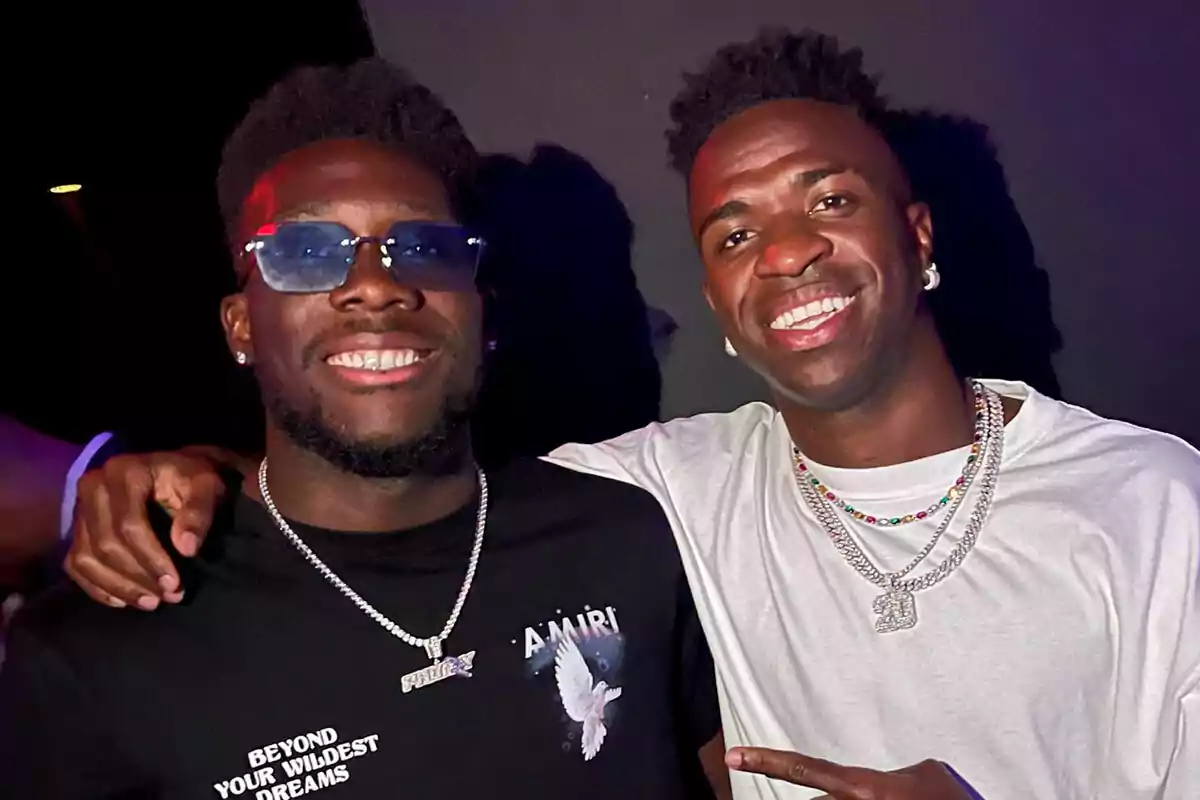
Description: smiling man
554,30,1197,798
0,60,727,799
45,29,1197,800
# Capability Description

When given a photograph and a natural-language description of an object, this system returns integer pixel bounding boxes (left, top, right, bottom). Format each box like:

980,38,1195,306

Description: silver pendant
873,587,918,634
401,650,477,693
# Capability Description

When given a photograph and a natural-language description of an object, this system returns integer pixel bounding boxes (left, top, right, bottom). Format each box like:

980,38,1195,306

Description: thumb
155,468,225,558
169,505,212,557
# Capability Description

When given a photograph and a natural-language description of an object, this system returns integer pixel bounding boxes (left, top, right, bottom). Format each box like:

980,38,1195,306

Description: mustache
300,316,448,368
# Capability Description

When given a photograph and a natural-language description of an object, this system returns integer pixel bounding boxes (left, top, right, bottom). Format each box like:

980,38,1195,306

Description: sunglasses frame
240,220,486,293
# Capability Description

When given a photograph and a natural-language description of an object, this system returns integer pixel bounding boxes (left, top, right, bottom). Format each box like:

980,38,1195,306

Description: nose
754,220,832,280
327,241,423,312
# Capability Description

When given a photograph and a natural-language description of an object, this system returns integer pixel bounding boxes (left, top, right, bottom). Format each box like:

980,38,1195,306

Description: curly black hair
665,28,887,177
217,57,479,250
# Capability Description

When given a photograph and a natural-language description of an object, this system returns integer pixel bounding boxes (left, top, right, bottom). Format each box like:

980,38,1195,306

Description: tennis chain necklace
794,381,989,528
792,381,1004,634
258,458,488,691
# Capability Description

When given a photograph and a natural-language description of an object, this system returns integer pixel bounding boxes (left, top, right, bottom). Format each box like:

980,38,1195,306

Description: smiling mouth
322,348,438,387
768,294,856,331
325,348,431,372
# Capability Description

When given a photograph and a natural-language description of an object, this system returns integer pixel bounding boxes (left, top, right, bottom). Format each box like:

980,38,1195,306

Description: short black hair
217,57,479,249
665,28,887,177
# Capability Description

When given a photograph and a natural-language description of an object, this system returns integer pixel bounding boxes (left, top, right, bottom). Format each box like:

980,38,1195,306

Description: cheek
428,291,483,345
702,265,747,323
861,250,921,330
248,296,322,373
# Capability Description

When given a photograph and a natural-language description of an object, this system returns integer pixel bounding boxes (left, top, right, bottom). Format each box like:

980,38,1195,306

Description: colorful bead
791,379,993,530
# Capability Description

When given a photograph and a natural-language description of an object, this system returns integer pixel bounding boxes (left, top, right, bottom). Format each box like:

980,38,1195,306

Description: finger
67,520,160,610
156,466,222,558
63,524,125,608
77,489,163,600
72,554,161,610
109,463,183,595
726,748,859,796
64,558,127,608
83,481,163,595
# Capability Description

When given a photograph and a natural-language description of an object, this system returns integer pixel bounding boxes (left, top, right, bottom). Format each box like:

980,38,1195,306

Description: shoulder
544,402,779,490
1011,384,1200,498
4,582,139,669
999,382,1200,572
490,457,677,535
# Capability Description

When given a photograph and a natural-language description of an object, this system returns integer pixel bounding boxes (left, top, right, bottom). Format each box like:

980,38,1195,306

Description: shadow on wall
471,144,663,466
883,110,1064,399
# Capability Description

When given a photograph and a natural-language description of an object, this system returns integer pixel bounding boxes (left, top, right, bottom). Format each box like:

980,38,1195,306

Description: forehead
241,139,450,232
688,99,904,223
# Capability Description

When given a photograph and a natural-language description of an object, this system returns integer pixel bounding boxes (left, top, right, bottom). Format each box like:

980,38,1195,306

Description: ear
907,201,934,268
220,293,253,363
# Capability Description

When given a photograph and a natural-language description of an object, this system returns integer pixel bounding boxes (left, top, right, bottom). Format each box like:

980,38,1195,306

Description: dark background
10,2,376,453
7,0,1198,451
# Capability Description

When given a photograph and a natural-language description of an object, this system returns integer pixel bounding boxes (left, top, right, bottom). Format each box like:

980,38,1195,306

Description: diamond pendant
872,585,918,634
424,639,443,660
401,649,477,693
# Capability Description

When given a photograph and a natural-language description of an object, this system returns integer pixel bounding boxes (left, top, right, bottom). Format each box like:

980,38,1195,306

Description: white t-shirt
547,380,1199,799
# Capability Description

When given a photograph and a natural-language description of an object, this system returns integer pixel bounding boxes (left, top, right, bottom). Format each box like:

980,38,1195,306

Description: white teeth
326,349,422,371
768,295,855,330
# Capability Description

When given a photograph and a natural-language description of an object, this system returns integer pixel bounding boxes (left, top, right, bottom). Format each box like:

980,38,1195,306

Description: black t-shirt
0,459,720,799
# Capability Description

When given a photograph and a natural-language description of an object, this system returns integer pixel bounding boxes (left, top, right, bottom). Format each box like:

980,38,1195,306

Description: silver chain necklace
257,458,488,663
793,382,1005,634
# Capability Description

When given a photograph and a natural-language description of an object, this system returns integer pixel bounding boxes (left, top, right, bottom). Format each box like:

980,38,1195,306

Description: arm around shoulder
0,416,88,572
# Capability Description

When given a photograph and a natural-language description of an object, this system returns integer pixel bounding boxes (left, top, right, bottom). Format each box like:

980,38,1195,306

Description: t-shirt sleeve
0,616,147,797
545,406,773,507
1162,679,1198,799
674,572,722,751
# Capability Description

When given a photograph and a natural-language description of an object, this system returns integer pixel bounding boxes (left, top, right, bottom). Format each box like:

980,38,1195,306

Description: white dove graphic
554,634,622,761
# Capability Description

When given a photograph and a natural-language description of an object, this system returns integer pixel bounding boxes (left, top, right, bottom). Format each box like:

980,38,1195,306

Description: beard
264,384,476,479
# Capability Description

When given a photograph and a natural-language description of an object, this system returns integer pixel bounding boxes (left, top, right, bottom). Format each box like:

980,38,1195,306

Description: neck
252,428,477,532
779,336,974,469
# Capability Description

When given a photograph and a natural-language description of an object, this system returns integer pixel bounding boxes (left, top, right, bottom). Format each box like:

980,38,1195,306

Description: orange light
49,184,83,194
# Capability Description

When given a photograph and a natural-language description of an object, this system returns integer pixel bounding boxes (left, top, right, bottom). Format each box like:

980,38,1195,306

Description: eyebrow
696,200,750,238
794,165,848,188
696,165,852,238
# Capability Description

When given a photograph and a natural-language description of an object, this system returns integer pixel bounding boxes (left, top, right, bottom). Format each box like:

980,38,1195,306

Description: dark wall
362,0,1199,444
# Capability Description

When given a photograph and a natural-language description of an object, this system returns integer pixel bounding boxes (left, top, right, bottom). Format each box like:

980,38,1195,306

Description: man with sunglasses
0,59,728,799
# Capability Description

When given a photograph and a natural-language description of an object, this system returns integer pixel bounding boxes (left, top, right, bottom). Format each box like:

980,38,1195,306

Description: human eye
811,193,856,214
719,228,757,252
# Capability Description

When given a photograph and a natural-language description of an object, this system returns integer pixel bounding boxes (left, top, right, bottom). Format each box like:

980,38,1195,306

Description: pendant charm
424,639,443,660
401,650,477,693
872,586,918,634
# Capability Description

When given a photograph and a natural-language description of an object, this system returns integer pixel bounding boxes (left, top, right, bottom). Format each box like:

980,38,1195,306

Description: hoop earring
235,352,248,365
922,262,941,292
724,338,737,357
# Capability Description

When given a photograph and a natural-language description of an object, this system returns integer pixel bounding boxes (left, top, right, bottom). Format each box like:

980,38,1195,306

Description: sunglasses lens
253,222,354,293
382,223,484,291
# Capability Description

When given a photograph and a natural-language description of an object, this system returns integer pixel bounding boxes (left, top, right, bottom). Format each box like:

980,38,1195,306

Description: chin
762,358,874,413
331,410,442,446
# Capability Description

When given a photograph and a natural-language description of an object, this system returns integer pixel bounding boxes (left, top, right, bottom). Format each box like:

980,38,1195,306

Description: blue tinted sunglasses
243,220,486,293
